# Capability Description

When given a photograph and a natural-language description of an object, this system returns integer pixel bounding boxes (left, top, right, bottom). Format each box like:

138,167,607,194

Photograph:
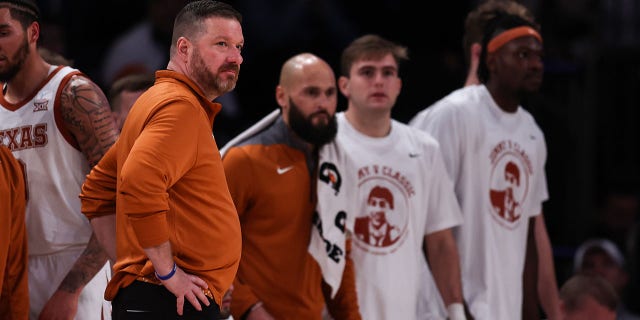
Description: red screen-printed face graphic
489,140,532,229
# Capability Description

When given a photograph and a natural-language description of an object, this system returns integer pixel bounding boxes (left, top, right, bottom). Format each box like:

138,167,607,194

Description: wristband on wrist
447,302,467,320
155,262,177,281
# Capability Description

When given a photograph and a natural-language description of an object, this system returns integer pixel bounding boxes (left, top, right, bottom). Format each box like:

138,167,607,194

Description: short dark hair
477,13,540,83
462,0,537,66
560,274,618,313
108,73,155,112
368,186,394,210
340,34,408,77
170,0,242,57
0,0,39,27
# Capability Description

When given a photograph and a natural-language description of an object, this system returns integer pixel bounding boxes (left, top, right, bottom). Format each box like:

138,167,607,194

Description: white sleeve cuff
447,302,467,320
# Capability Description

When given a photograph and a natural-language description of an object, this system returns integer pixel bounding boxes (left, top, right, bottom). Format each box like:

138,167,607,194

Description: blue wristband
155,262,177,281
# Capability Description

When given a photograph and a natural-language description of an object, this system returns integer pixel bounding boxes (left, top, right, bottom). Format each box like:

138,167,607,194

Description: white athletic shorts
28,248,111,320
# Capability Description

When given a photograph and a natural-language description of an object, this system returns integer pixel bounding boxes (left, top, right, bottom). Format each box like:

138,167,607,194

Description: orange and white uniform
0,65,110,319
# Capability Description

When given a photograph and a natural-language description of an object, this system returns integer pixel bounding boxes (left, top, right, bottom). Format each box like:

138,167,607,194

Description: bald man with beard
221,53,361,320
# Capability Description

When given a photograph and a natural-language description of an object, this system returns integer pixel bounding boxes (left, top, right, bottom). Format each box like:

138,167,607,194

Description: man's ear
275,85,291,123
275,85,287,108
176,37,190,62
471,43,482,64
28,21,39,44
464,43,483,87
338,76,349,98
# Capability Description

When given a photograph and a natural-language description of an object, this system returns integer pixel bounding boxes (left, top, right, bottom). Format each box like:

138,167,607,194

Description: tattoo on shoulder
59,75,118,166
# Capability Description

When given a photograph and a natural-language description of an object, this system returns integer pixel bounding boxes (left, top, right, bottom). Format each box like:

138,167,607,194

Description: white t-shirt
337,112,463,320
410,84,548,320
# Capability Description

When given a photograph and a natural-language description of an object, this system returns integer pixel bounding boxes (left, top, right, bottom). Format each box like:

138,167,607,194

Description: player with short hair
410,11,560,320
0,0,117,318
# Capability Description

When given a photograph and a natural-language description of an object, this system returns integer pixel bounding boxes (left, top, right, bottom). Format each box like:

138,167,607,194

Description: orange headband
487,26,542,53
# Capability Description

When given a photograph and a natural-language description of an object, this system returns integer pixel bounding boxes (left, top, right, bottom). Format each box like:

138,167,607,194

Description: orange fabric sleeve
231,278,261,318
0,146,29,318
221,147,254,216
80,143,117,220
119,101,198,247
223,147,261,317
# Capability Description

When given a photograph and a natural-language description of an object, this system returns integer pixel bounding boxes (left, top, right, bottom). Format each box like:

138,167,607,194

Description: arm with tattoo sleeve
58,75,119,166
38,75,118,320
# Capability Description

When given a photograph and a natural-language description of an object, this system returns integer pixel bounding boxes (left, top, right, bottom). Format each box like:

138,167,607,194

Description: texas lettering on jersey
0,124,48,151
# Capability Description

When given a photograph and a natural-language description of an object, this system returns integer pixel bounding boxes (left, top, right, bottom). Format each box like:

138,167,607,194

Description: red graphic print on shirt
353,164,412,255
488,140,532,229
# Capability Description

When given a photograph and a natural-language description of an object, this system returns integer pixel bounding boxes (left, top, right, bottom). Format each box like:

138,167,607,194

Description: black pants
112,281,220,320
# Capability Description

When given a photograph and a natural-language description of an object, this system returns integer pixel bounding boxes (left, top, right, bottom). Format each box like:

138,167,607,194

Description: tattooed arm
38,75,117,320
57,74,119,165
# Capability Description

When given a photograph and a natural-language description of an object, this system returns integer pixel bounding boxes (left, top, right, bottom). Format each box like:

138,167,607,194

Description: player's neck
486,82,519,113
344,107,391,138
4,55,51,104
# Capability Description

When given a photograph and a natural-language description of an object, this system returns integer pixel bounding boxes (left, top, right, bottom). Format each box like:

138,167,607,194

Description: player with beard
0,0,118,319
220,52,361,319
288,96,337,146
80,1,243,319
